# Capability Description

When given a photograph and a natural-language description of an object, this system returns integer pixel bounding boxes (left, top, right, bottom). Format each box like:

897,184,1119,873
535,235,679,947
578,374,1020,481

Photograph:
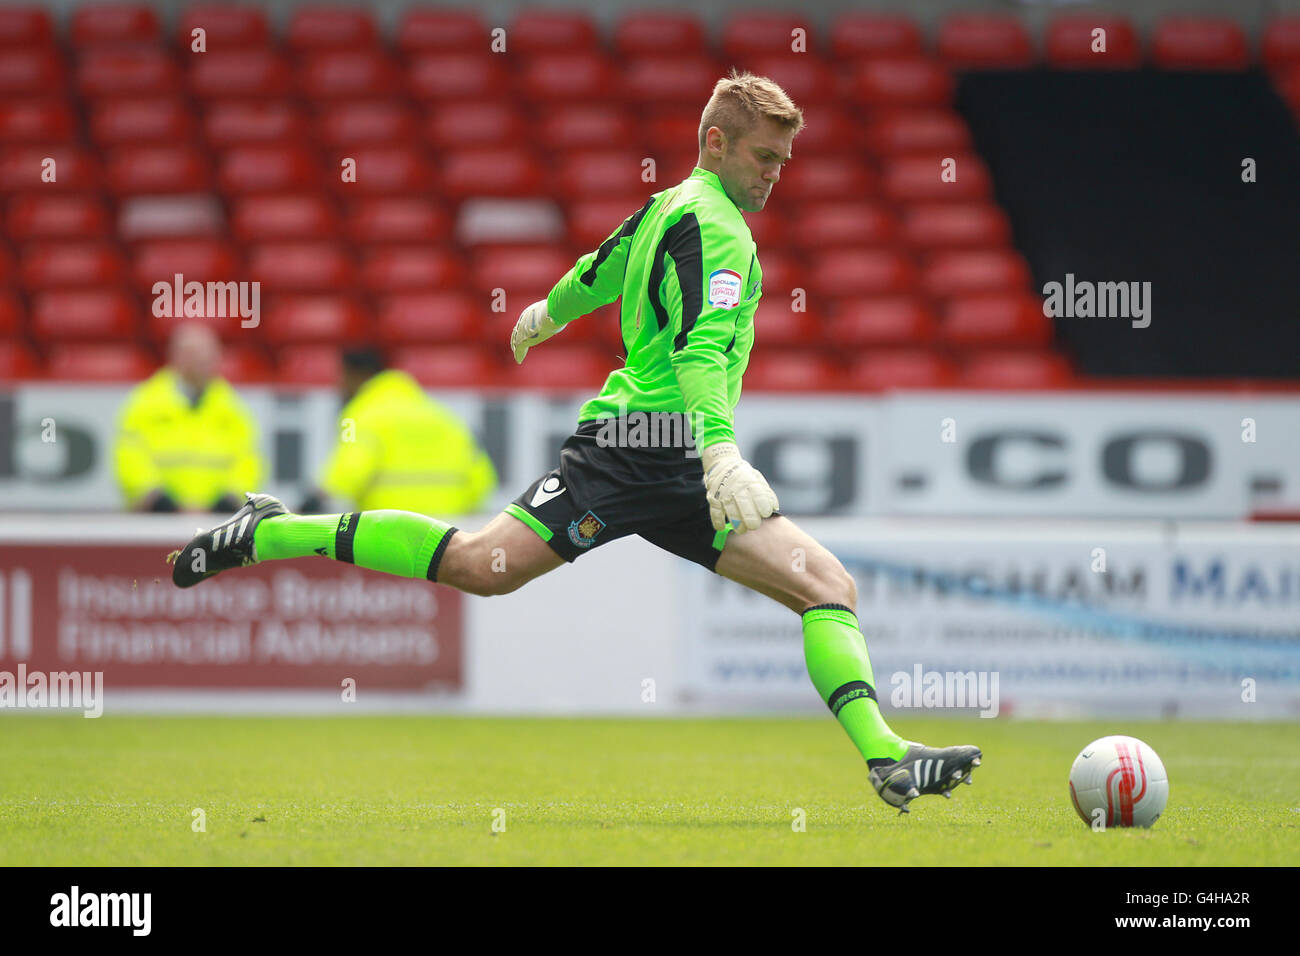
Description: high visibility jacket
320,370,496,516
114,368,264,509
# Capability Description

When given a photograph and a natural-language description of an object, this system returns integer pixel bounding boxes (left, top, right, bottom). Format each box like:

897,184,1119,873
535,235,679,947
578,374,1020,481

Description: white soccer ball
1068,735,1169,829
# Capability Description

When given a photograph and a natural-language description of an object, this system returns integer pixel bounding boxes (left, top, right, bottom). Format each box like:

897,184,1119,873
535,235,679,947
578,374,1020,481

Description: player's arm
511,197,655,363
665,218,777,532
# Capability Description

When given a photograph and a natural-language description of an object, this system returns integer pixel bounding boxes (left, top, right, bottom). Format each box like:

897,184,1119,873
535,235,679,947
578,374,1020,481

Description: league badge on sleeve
708,269,743,309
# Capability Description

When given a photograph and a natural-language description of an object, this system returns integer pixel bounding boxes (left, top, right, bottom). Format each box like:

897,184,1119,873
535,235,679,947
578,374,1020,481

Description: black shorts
507,416,761,571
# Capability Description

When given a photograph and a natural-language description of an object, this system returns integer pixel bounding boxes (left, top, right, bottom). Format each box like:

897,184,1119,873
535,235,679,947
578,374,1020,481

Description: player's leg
714,515,981,811
171,492,564,594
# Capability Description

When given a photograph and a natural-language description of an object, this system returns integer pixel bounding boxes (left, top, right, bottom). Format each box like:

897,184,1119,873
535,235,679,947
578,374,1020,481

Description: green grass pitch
0,715,1295,866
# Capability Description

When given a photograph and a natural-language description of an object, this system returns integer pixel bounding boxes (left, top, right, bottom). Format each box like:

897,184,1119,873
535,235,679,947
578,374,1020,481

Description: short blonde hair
698,69,805,153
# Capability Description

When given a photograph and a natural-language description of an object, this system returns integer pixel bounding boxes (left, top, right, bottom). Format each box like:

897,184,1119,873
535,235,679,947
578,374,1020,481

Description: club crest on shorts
567,510,606,548
708,269,743,309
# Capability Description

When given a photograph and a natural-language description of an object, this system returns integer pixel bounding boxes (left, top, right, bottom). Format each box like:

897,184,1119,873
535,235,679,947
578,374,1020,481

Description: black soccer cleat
168,492,288,589
868,742,982,815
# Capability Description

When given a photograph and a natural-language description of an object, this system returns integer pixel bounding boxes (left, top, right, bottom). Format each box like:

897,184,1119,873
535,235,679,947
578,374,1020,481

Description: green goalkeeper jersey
545,166,762,452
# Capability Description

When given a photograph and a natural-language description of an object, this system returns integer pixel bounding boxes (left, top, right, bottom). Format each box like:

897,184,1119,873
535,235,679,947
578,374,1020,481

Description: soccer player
170,71,981,813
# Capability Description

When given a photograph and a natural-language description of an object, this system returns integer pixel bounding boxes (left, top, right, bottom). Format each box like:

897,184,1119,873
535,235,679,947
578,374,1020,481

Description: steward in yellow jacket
314,351,496,516
114,324,264,512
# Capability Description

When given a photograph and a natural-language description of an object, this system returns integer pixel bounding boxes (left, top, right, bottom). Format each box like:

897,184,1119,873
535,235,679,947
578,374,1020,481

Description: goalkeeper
170,71,980,813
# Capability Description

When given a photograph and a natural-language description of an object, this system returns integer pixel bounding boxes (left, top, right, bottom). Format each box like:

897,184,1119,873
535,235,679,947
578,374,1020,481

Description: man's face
707,117,794,213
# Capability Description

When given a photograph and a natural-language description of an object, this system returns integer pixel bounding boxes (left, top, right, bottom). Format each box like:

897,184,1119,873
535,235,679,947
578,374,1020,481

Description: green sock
802,604,907,764
253,510,458,581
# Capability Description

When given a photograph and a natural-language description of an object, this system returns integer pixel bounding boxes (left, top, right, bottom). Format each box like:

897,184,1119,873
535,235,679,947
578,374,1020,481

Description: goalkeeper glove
511,299,563,364
701,442,779,533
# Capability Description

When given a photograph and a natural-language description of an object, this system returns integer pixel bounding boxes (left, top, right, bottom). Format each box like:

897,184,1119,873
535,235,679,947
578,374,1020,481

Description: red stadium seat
788,201,897,248
397,9,487,53
391,345,501,388
509,10,598,55
1151,18,1249,71
850,59,954,108
776,155,876,202
785,107,865,154
555,150,648,201
614,12,706,57
424,100,527,150
566,197,648,248
90,98,192,145
6,194,110,240
807,248,917,298
537,104,636,151
275,345,342,385
218,144,319,194
1263,18,1300,68
940,293,1051,347
20,241,126,290
752,249,802,299
318,101,416,147
247,242,355,294
863,110,972,155
751,301,823,348
31,288,138,341
0,100,75,144
0,146,99,193
0,292,22,335
176,6,268,49
900,202,1012,250
505,344,612,390
190,51,291,98
517,51,619,104
844,350,958,390
624,55,725,109
286,7,376,51
230,195,339,242
440,148,544,200
376,291,483,345
0,8,53,48
742,352,843,392
203,101,306,147
470,245,572,296
106,144,210,195
0,50,65,96
131,238,239,290
0,341,42,379
298,51,400,99
326,145,433,195
47,343,156,381
829,296,938,347
643,113,701,154
1046,16,1141,69
77,48,178,97
743,55,832,105
70,5,159,47
921,250,1032,299
880,154,991,202
741,207,788,248
958,350,1073,388
721,13,815,60
262,295,365,346
830,14,923,59
360,246,465,293
407,53,508,100
345,197,449,244
218,346,274,383
937,14,1035,69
